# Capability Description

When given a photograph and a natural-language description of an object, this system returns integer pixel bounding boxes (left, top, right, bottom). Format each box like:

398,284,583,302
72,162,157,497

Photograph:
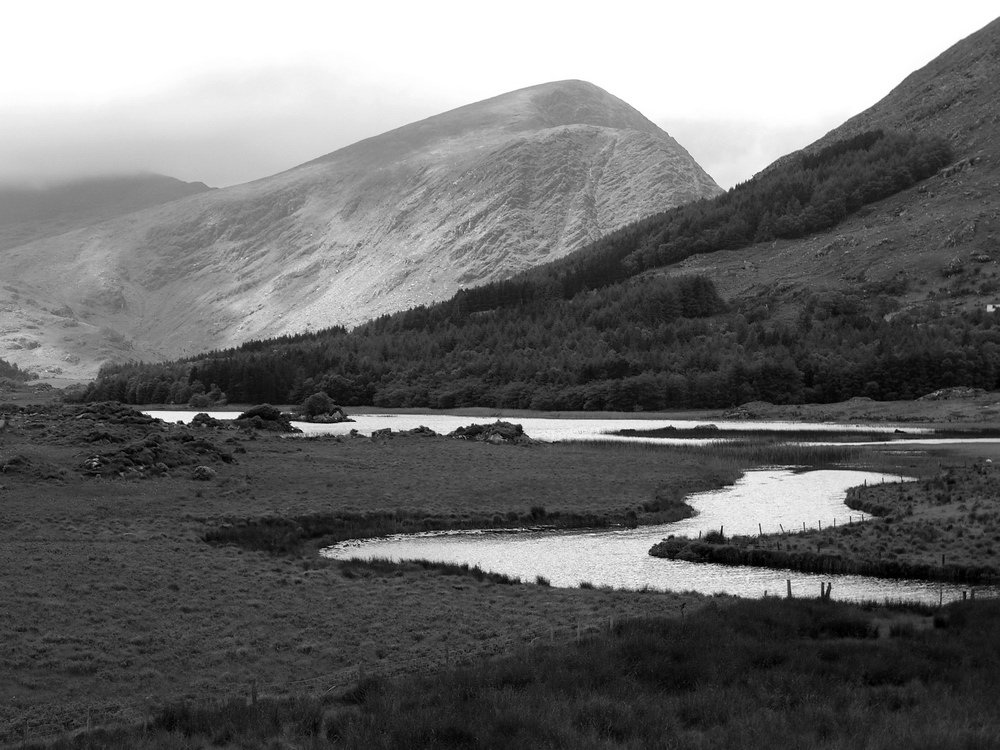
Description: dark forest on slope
0,357,34,382
82,129,992,411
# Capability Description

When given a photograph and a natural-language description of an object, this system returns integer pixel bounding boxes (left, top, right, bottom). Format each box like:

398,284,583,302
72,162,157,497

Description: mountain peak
306,79,663,170
0,82,720,377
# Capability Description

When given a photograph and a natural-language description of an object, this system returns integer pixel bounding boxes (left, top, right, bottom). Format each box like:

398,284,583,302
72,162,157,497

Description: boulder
191,465,217,481
447,421,535,445
234,404,301,433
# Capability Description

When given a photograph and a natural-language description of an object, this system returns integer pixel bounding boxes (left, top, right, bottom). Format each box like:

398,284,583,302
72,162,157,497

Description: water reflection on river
146,410,996,602
323,469,993,604
146,410,938,445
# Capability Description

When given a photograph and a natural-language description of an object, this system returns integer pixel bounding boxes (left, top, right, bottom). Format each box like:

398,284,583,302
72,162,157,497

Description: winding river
148,410,999,603
322,468,994,604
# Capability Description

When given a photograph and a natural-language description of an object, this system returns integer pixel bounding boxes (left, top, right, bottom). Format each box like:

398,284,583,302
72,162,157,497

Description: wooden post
758,523,763,536
802,522,806,531
779,524,785,533
819,520,822,530
720,525,724,539
786,579,792,599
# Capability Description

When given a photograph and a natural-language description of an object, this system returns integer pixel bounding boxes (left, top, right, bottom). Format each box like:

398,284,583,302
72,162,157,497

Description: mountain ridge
0,80,721,378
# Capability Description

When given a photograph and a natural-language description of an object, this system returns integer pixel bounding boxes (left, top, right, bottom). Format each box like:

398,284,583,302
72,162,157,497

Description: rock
233,404,301,433
918,387,988,401
447,421,535,445
398,425,438,437
371,428,394,440
191,412,225,429
191,465,217,481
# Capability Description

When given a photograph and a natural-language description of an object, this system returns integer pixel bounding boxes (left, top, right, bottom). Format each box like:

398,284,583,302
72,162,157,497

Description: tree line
0,357,35,383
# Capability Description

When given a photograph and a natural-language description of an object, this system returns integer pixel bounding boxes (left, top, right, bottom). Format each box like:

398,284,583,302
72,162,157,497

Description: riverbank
0,404,741,743
651,460,1000,584
4,398,998,744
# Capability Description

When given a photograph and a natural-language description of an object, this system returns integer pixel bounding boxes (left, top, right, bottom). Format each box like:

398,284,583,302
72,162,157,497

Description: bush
301,391,334,417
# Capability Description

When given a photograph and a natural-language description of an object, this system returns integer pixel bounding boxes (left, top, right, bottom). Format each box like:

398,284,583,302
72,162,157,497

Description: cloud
0,66,455,187
661,117,849,190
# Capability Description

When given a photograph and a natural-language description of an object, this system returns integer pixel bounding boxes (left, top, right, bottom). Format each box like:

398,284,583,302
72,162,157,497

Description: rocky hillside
672,16,1000,319
0,174,212,252
0,80,720,378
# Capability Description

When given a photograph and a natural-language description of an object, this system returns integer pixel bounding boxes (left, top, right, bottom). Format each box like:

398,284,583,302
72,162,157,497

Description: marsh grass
46,598,1000,749
339,557,522,585
571,437,865,469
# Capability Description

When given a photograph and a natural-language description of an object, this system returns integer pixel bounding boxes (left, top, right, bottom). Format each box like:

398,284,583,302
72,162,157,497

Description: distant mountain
0,80,720,378
0,174,212,252
83,16,1000,410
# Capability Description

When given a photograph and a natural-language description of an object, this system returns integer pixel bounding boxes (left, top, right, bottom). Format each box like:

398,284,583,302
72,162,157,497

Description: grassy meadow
3,394,1000,747
0,404,741,743
26,597,1000,749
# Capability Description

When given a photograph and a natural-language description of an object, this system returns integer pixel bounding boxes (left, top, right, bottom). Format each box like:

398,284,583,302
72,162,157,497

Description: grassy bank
31,597,1000,749
652,461,1000,584
1,405,738,743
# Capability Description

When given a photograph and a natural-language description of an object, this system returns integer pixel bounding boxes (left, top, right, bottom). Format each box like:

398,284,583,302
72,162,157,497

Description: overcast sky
2,2,996,190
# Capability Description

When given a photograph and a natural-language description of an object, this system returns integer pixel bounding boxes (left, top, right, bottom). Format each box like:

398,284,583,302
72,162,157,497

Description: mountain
83,16,1000,410
0,80,721,378
671,16,1000,314
0,174,212,252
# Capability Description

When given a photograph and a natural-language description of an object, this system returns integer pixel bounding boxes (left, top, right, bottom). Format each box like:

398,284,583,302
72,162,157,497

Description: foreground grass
34,597,1000,749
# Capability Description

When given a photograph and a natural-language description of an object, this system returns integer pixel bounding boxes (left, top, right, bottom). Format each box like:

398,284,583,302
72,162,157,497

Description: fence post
786,579,792,599
759,523,763,536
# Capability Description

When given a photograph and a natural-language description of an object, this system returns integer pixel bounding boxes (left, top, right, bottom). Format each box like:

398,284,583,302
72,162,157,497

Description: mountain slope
0,80,720,377
0,174,212,252
672,16,1000,310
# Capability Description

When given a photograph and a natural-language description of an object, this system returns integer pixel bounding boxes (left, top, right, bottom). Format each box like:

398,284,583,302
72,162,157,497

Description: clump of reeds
339,557,522,585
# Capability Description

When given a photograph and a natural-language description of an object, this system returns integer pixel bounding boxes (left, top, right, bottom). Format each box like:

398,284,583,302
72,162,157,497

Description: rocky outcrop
233,405,301,433
448,421,536,445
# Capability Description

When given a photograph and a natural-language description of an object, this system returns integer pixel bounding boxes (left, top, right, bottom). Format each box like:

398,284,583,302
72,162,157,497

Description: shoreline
651,462,1000,585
